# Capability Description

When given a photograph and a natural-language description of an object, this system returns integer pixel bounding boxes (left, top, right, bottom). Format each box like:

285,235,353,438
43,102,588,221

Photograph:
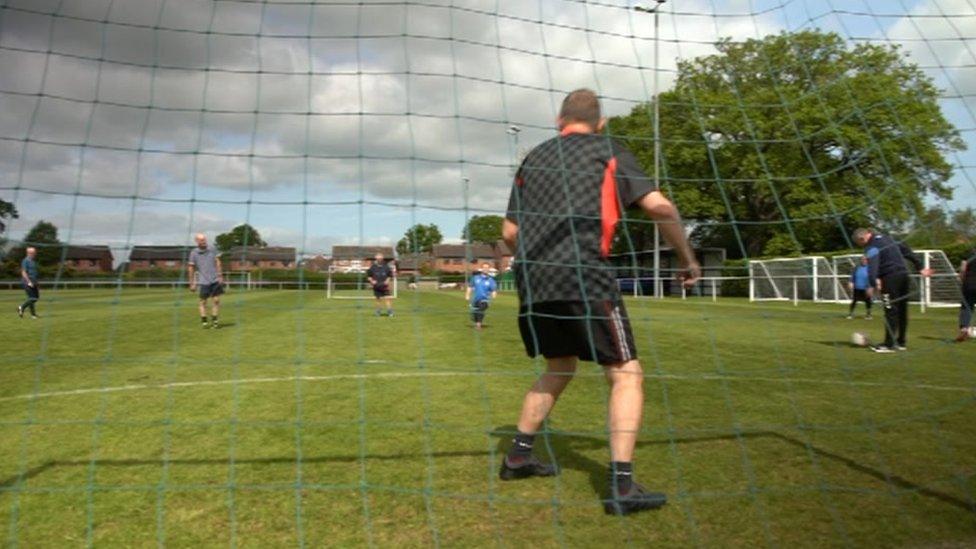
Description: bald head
26,246,36,258
195,233,208,248
558,88,603,131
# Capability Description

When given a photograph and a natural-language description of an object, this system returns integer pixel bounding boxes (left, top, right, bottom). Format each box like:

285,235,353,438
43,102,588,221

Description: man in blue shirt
367,253,395,317
852,228,933,352
17,246,39,319
465,262,498,329
846,255,873,320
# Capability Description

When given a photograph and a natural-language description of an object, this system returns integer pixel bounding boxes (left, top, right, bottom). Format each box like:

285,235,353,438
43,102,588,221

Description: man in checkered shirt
499,89,701,516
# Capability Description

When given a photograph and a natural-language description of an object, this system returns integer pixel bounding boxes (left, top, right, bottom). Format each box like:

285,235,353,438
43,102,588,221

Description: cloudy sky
1,0,974,262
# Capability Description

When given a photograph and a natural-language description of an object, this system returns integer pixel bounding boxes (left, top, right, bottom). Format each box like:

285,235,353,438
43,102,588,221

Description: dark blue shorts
198,282,225,299
23,282,39,300
373,283,390,298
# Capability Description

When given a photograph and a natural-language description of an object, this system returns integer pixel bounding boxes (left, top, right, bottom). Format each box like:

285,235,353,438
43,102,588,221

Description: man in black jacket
852,228,933,352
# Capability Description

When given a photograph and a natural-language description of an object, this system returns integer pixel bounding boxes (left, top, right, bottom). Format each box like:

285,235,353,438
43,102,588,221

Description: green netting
1,0,975,546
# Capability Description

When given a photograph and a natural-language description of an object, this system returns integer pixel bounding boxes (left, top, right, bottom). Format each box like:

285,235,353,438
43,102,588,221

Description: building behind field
128,246,192,272
224,246,296,271
300,254,332,273
62,245,114,273
431,243,496,274
331,245,395,273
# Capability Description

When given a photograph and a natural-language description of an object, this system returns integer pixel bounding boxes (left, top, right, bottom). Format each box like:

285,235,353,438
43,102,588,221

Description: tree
608,30,965,258
7,220,61,267
904,205,976,247
215,224,267,252
0,199,18,234
396,223,442,255
462,215,504,244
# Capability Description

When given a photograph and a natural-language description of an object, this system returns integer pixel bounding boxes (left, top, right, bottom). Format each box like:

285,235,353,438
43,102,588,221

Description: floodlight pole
636,0,666,298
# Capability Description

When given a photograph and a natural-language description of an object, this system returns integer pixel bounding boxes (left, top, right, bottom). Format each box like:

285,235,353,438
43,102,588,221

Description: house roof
395,253,431,269
129,245,192,261
331,245,395,259
224,246,296,262
433,243,495,259
63,245,113,262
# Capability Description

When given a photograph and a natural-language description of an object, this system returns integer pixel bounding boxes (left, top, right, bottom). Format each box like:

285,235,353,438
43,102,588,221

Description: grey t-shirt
189,245,221,285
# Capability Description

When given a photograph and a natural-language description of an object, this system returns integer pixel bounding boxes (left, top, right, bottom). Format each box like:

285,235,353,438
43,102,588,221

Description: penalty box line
0,371,972,403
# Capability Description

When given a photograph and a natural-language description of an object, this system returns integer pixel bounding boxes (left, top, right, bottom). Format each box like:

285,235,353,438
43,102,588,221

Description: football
851,332,869,347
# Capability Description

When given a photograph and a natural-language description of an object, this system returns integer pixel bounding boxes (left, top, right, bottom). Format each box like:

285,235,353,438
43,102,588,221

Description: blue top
367,262,394,285
468,272,497,304
850,264,870,290
864,233,922,286
21,256,38,282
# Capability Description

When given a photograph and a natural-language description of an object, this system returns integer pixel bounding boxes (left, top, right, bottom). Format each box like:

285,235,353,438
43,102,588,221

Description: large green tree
0,199,17,234
215,224,267,252
396,223,442,255
7,220,61,267
462,215,504,244
608,30,965,258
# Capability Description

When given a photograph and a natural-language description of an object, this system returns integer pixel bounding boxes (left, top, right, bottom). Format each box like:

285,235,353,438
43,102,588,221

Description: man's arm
464,280,472,301
898,241,929,275
187,264,196,290
865,248,880,290
502,219,518,250
634,191,700,287
214,254,223,283
20,264,31,287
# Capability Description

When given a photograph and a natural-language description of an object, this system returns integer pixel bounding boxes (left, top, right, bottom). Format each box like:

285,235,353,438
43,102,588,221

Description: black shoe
499,455,558,480
871,345,896,353
603,483,668,515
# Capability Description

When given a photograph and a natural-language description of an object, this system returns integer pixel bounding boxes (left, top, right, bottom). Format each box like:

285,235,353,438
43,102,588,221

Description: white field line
0,371,972,403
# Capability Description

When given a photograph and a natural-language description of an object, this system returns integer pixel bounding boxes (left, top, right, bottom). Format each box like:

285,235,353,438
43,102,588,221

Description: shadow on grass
3,428,972,514
489,425,975,513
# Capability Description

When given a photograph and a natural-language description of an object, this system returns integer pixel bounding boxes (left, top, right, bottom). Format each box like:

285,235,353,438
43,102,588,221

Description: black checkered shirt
505,131,655,304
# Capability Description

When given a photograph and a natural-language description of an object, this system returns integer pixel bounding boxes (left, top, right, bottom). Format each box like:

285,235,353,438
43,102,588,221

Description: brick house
128,246,191,272
331,246,395,273
431,243,496,274
224,246,296,271
300,254,332,273
63,245,114,273
395,253,432,277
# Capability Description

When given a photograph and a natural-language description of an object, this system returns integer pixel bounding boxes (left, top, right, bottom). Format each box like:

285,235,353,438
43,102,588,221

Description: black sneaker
499,455,558,480
603,482,668,515
871,345,896,353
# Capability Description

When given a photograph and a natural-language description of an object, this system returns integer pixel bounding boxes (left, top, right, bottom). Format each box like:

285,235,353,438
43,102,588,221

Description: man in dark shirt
956,249,976,342
852,228,933,352
17,247,39,319
500,89,701,515
366,253,395,317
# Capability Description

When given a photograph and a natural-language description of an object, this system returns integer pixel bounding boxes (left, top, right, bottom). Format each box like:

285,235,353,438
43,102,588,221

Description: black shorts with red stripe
517,299,637,366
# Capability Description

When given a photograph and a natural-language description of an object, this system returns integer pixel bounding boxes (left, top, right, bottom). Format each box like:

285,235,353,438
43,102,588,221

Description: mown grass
1,287,974,547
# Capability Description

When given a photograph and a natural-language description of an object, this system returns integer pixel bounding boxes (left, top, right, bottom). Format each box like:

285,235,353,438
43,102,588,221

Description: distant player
500,89,701,515
956,248,976,342
852,228,932,352
188,233,224,329
846,255,873,320
465,262,498,329
17,246,39,319
367,253,395,317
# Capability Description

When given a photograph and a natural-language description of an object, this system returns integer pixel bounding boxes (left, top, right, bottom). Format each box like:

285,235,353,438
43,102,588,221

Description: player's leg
500,356,576,480
877,275,897,350
210,295,221,328
894,274,909,349
958,288,975,341
865,293,873,319
198,286,209,327
848,292,857,318
385,294,393,316
26,285,39,317
604,359,643,464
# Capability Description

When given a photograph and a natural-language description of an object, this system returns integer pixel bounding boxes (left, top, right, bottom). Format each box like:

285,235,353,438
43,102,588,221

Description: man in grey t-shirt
188,233,224,328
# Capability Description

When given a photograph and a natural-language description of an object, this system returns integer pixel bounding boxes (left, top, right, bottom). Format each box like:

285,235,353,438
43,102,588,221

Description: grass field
1,287,974,547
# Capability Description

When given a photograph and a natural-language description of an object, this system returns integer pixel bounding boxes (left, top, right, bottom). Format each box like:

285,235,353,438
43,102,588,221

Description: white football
969,326,976,338
851,332,869,347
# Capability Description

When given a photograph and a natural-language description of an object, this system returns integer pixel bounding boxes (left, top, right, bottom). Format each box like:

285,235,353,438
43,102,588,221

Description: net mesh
1,0,975,546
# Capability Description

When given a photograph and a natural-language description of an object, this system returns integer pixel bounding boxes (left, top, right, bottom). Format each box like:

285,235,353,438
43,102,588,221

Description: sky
0,0,974,264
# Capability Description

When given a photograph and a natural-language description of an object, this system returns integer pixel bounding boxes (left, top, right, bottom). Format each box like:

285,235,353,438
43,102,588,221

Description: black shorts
373,283,390,298
518,300,637,366
198,282,225,299
852,289,871,301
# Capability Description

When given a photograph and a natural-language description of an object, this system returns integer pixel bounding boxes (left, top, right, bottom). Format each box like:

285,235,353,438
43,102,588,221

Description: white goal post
326,267,399,300
834,249,960,309
225,270,253,290
749,256,847,303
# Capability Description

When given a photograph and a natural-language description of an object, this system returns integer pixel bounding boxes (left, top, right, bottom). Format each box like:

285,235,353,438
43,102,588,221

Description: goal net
1,1,974,547
749,256,846,303
834,250,961,308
